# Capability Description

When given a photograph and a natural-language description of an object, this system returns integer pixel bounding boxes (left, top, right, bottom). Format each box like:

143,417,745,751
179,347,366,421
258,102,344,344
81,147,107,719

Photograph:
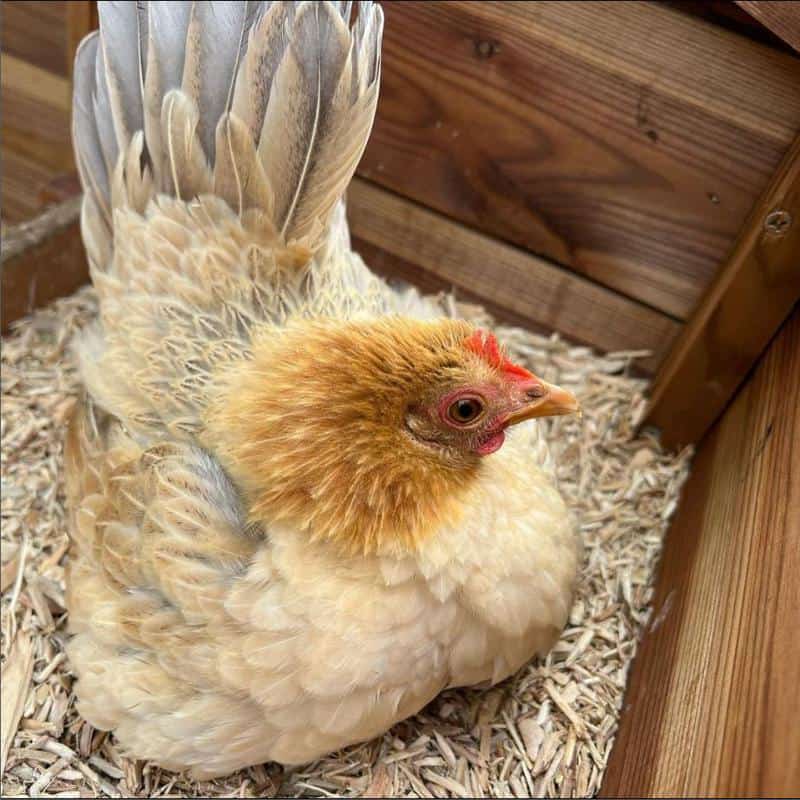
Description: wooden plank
0,61,74,224
1,85,74,174
352,235,600,354
359,1,800,318
0,150,58,226
347,178,681,372
602,308,800,797
643,135,800,448
1,201,87,333
737,1,800,53
0,1,68,76
0,55,71,114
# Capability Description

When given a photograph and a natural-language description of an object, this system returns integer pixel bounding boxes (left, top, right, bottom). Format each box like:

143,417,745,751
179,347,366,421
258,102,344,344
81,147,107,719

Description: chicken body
66,1,581,777
66,198,579,777
67,397,576,776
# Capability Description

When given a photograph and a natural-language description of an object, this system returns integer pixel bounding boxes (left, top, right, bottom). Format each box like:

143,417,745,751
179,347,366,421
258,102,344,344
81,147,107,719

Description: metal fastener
475,39,500,58
764,209,792,235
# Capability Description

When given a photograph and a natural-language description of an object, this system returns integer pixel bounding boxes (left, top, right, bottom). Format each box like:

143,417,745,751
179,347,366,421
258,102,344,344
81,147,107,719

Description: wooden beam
0,54,71,113
737,1,800,53
0,1,72,77
347,178,681,372
1,199,86,333
602,307,800,797
643,135,800,448
360,1,800,319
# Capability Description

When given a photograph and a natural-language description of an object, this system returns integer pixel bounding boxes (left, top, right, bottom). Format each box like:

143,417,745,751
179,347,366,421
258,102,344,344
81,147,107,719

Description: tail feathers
73,1,383,270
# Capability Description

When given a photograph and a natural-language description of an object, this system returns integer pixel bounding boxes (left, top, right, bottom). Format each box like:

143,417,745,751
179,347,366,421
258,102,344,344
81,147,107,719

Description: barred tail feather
72,0,383,270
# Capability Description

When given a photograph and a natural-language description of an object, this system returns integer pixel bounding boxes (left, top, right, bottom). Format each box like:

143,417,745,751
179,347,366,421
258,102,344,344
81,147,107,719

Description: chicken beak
505,380,580,426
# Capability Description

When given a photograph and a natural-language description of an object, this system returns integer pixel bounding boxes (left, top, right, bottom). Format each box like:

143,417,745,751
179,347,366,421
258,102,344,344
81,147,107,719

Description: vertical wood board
644,135,800,448
602,308,800,796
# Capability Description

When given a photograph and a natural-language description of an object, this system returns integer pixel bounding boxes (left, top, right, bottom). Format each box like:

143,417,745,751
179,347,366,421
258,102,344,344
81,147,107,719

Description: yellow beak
505,380,581,426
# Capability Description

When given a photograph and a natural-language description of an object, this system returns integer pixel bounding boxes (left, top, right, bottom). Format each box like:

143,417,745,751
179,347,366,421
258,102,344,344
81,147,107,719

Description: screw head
764,209,792,235
475,39,500,58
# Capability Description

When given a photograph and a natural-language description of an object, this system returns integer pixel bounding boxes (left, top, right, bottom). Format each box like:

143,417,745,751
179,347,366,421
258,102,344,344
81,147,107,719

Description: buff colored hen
65,0,582,778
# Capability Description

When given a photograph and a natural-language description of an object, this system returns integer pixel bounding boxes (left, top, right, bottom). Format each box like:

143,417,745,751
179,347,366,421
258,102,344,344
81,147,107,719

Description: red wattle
476,429,505,456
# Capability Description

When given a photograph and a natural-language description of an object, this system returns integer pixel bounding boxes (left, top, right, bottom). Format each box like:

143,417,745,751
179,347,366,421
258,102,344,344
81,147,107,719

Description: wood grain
359,1,800,318
0,151,61,226
1,207,87,334
602,307,800,797
666,1,798,53
737,1,800,53
0,55,74,224
0,54,71,114
0,1,87,224
0,2,68,76
644,135,800,448
348,178,681,372
1,83,73,174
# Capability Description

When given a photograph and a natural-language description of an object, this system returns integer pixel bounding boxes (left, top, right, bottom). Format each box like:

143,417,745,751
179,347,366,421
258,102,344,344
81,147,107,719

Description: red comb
464,330,534,382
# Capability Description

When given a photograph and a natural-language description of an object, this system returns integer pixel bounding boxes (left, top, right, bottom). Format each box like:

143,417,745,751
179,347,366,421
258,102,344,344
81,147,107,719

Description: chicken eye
448,397,484,425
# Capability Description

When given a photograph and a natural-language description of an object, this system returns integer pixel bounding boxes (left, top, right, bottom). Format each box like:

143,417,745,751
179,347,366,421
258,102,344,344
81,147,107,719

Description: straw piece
1,632,34,776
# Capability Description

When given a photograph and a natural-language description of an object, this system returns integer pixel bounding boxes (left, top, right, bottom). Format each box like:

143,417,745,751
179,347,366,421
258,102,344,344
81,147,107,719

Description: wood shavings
1,287,691,797
1,632,34,776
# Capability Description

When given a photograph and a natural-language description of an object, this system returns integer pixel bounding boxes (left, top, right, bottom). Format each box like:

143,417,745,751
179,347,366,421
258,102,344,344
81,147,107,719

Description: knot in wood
475,39,500,59
764,210,792,236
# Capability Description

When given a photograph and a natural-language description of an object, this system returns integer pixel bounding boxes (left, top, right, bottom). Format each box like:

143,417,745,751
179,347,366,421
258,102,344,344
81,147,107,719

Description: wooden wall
1,2,95,224
2,1,799,372
602,304,800,797
352,1,800,369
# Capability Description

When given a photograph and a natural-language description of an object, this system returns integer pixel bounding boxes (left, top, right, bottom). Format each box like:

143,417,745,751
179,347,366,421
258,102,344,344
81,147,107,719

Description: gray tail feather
72,0,383,270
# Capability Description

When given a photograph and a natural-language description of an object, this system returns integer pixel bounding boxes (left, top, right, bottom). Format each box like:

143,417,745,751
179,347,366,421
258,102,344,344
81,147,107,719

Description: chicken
64,0,582,779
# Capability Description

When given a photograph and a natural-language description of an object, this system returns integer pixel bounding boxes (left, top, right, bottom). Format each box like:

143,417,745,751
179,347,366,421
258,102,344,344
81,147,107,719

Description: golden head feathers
204,316,577,555
204,317,479,555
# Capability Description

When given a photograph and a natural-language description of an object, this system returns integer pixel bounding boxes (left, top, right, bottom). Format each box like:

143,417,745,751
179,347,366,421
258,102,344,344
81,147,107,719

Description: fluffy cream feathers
65,1,581,777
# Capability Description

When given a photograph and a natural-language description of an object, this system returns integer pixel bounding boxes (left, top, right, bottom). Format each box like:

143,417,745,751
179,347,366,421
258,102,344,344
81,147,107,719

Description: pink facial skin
436,386,509,457
434,372,548,458
426,333,549,459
